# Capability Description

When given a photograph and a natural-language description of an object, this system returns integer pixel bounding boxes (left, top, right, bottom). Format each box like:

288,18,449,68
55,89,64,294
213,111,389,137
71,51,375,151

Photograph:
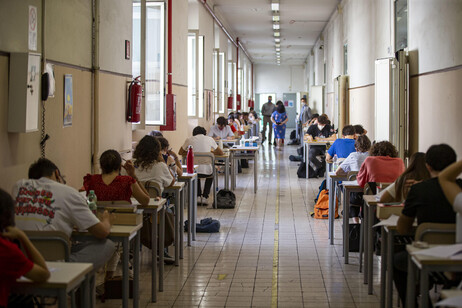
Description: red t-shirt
0,237,34,306
83,174,136,202
357,156,405,187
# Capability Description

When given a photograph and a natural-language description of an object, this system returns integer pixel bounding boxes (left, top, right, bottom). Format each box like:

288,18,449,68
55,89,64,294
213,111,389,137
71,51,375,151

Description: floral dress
271,111,288,139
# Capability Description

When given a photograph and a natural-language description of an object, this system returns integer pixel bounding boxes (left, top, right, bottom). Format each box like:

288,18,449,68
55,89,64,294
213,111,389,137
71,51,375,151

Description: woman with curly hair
357,141,405,187
133,135,175,193
379,152,431,202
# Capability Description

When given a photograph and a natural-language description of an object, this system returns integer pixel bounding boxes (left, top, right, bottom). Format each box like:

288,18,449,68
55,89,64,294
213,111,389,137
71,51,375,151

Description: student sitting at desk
379,152,430,203
83,149,150,204
439,160,462,242
209,116,235,141
326,125,356,163
1,188,50,308
13,158,116,271
395,144,461,305
156,137,183,178
133,136,175,193
304,114,336,177
179,126,223,206
357,141,405,188
353,124,368,137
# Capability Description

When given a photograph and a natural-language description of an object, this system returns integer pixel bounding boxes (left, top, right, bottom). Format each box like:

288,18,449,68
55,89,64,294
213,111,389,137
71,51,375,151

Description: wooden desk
12,262,93,308
229,146,259,193
164,182,185,265
406,245,462,308
303,140,330,178
73,224,142,308
215,152,230,191
132,198,167,302
178,173,198,243
363,194,379,294
327,172,347,245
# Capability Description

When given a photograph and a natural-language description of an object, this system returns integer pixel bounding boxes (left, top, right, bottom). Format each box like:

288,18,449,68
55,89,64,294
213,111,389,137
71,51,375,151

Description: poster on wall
288,100,294,107
63,74,73,127
28,6,37,51
206,90,213,121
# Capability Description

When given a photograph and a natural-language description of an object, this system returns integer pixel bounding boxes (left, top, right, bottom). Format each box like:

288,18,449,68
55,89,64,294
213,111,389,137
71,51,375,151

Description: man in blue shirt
326,125,356,163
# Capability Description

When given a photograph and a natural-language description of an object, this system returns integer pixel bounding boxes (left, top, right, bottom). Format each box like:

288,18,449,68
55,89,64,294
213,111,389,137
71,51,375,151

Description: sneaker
202,195,213,206
268,141,272,145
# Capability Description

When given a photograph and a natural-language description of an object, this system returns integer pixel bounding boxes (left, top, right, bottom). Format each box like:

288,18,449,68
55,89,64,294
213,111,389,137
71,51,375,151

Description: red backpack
313,189,339,219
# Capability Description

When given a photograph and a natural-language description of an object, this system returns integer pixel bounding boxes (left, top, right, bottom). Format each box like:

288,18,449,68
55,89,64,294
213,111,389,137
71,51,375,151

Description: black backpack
184,218,220,233
216,189,236,209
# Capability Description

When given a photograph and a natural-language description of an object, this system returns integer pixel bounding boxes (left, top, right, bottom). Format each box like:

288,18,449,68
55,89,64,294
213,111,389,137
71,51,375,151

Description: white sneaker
203,195,213,206
197,196,204,206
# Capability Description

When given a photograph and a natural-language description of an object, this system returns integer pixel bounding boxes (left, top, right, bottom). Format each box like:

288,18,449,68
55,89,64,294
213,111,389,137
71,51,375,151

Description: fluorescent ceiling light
274,38,280,43
275,43,281,48
276,48,280,52
273,23,280,30
271,3,279,11
273,32,280,37
272,14,280,22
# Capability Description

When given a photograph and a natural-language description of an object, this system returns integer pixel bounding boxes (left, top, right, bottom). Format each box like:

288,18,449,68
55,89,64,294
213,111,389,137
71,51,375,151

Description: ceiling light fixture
275,43,281,48
272,13,280,22
274,38,280,43
272,23,280,30
273,32,280,37
271,1,279,11
275,47,280,52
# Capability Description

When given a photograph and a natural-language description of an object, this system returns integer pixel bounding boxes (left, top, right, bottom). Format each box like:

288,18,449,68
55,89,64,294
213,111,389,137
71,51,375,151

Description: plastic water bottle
87,190,97,214
186,145,194,174
332,154,338,172
219,139,223,149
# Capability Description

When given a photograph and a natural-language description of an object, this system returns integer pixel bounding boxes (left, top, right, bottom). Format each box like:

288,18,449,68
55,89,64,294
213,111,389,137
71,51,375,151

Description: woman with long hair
271,102,289,149
380,152,431,203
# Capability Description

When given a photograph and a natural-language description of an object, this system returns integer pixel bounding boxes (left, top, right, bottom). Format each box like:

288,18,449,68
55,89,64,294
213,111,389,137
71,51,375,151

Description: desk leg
368,205,375,294
174,193,180,266
134,231,140,308
187,180,192,247
159,207,165,292
58,289,67,308
180,188,184,259
328,177,334,245
254,152,258,193
386,230,394,308
359,218,364,273
364,202,369,284
151,212,157,302
122,238,129,308
231,152,235,190
305,143,309,178
380,227,387,308
344,189,350,264
192,178,197,241
420,267,429,308
225,157,229,190
406,256,416,308
81,273,91,308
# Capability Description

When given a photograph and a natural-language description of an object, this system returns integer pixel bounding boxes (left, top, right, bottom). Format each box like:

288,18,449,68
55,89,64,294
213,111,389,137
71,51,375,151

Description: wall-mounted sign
28,6,37,51
125,40,130,60
64,75,73,127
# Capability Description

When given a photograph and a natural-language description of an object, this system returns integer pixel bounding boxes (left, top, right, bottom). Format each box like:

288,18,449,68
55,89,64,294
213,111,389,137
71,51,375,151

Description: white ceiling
212,0,339,65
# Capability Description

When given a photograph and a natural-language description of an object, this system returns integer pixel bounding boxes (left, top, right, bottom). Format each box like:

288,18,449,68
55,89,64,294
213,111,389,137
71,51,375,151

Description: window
188,33,204,117
132,1,165,125
219,52,225,113
343,44,348,75
395,0,408,51
213,49,218,113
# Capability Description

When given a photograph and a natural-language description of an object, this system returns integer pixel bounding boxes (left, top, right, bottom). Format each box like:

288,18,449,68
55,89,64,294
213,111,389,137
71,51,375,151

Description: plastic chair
415,223,456,244
347,171,358,181
143,180,162,198
193,152,217,208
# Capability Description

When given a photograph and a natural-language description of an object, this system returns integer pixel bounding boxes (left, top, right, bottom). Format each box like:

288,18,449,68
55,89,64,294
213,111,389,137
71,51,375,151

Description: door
282,93,297,129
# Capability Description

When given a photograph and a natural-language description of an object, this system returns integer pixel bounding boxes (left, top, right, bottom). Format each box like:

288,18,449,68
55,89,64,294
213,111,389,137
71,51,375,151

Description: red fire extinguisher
127,76,142,122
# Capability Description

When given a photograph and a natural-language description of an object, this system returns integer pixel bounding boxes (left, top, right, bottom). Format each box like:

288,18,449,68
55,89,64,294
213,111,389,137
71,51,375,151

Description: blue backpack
184,217,220,233
314,179,327,203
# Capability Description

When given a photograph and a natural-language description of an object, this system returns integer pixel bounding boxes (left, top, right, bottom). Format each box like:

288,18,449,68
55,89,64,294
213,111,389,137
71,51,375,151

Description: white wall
255,64,305,101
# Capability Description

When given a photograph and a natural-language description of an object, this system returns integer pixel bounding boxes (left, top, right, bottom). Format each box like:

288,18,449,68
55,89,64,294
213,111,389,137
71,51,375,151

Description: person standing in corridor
261,96,275,144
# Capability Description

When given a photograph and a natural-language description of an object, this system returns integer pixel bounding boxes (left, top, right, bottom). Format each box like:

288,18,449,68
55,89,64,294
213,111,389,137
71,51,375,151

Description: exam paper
412,244,462,259
435,295,462,307
373,214,400,228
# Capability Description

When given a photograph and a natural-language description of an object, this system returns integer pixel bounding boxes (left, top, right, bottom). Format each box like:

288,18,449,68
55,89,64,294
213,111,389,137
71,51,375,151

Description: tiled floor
97,144,385,307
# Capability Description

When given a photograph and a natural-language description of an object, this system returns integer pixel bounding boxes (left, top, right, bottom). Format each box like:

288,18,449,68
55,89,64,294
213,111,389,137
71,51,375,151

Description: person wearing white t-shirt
179,126,223,205
439,160,462,243
13,158,116,270
208,116,235,141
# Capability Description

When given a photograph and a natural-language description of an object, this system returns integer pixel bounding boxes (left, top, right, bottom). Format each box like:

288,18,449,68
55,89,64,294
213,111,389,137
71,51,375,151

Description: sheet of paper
435,295,462,307
412,244,462,259
341,180,358,186
373,214,400,228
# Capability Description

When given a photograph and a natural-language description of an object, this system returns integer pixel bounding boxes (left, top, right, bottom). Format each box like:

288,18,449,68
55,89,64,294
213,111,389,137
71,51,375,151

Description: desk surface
131,197,167,210
165,182,185,190
229,146,259,151
215,153,230,158
73,223,143,237
328,171,347,180
441,290,462,299
304,140,331,145
407,244,462,265
363,194,380,206
13,261,93,290
178,173,197,179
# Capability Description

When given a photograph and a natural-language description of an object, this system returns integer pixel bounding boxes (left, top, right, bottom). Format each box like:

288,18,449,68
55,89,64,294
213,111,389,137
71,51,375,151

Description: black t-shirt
306,124,334,139
402,177,462,224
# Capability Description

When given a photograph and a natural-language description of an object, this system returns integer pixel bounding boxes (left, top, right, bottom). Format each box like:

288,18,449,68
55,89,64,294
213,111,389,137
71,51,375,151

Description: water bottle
332,154,338,172
219,139,223,149
186,145,194,174
87,190,97,214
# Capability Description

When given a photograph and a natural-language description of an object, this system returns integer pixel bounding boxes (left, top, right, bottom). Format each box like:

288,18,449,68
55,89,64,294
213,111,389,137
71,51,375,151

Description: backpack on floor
314,180,327,203
216,189,236,209
184,217,220,233
290,130,296,140
297,162,307,178
312,189,339,219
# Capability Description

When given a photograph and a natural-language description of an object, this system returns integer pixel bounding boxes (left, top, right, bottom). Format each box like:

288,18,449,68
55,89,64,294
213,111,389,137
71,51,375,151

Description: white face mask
318,124,325,131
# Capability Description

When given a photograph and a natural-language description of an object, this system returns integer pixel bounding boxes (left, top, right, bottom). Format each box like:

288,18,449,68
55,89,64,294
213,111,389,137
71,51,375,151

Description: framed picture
63,74,73,127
